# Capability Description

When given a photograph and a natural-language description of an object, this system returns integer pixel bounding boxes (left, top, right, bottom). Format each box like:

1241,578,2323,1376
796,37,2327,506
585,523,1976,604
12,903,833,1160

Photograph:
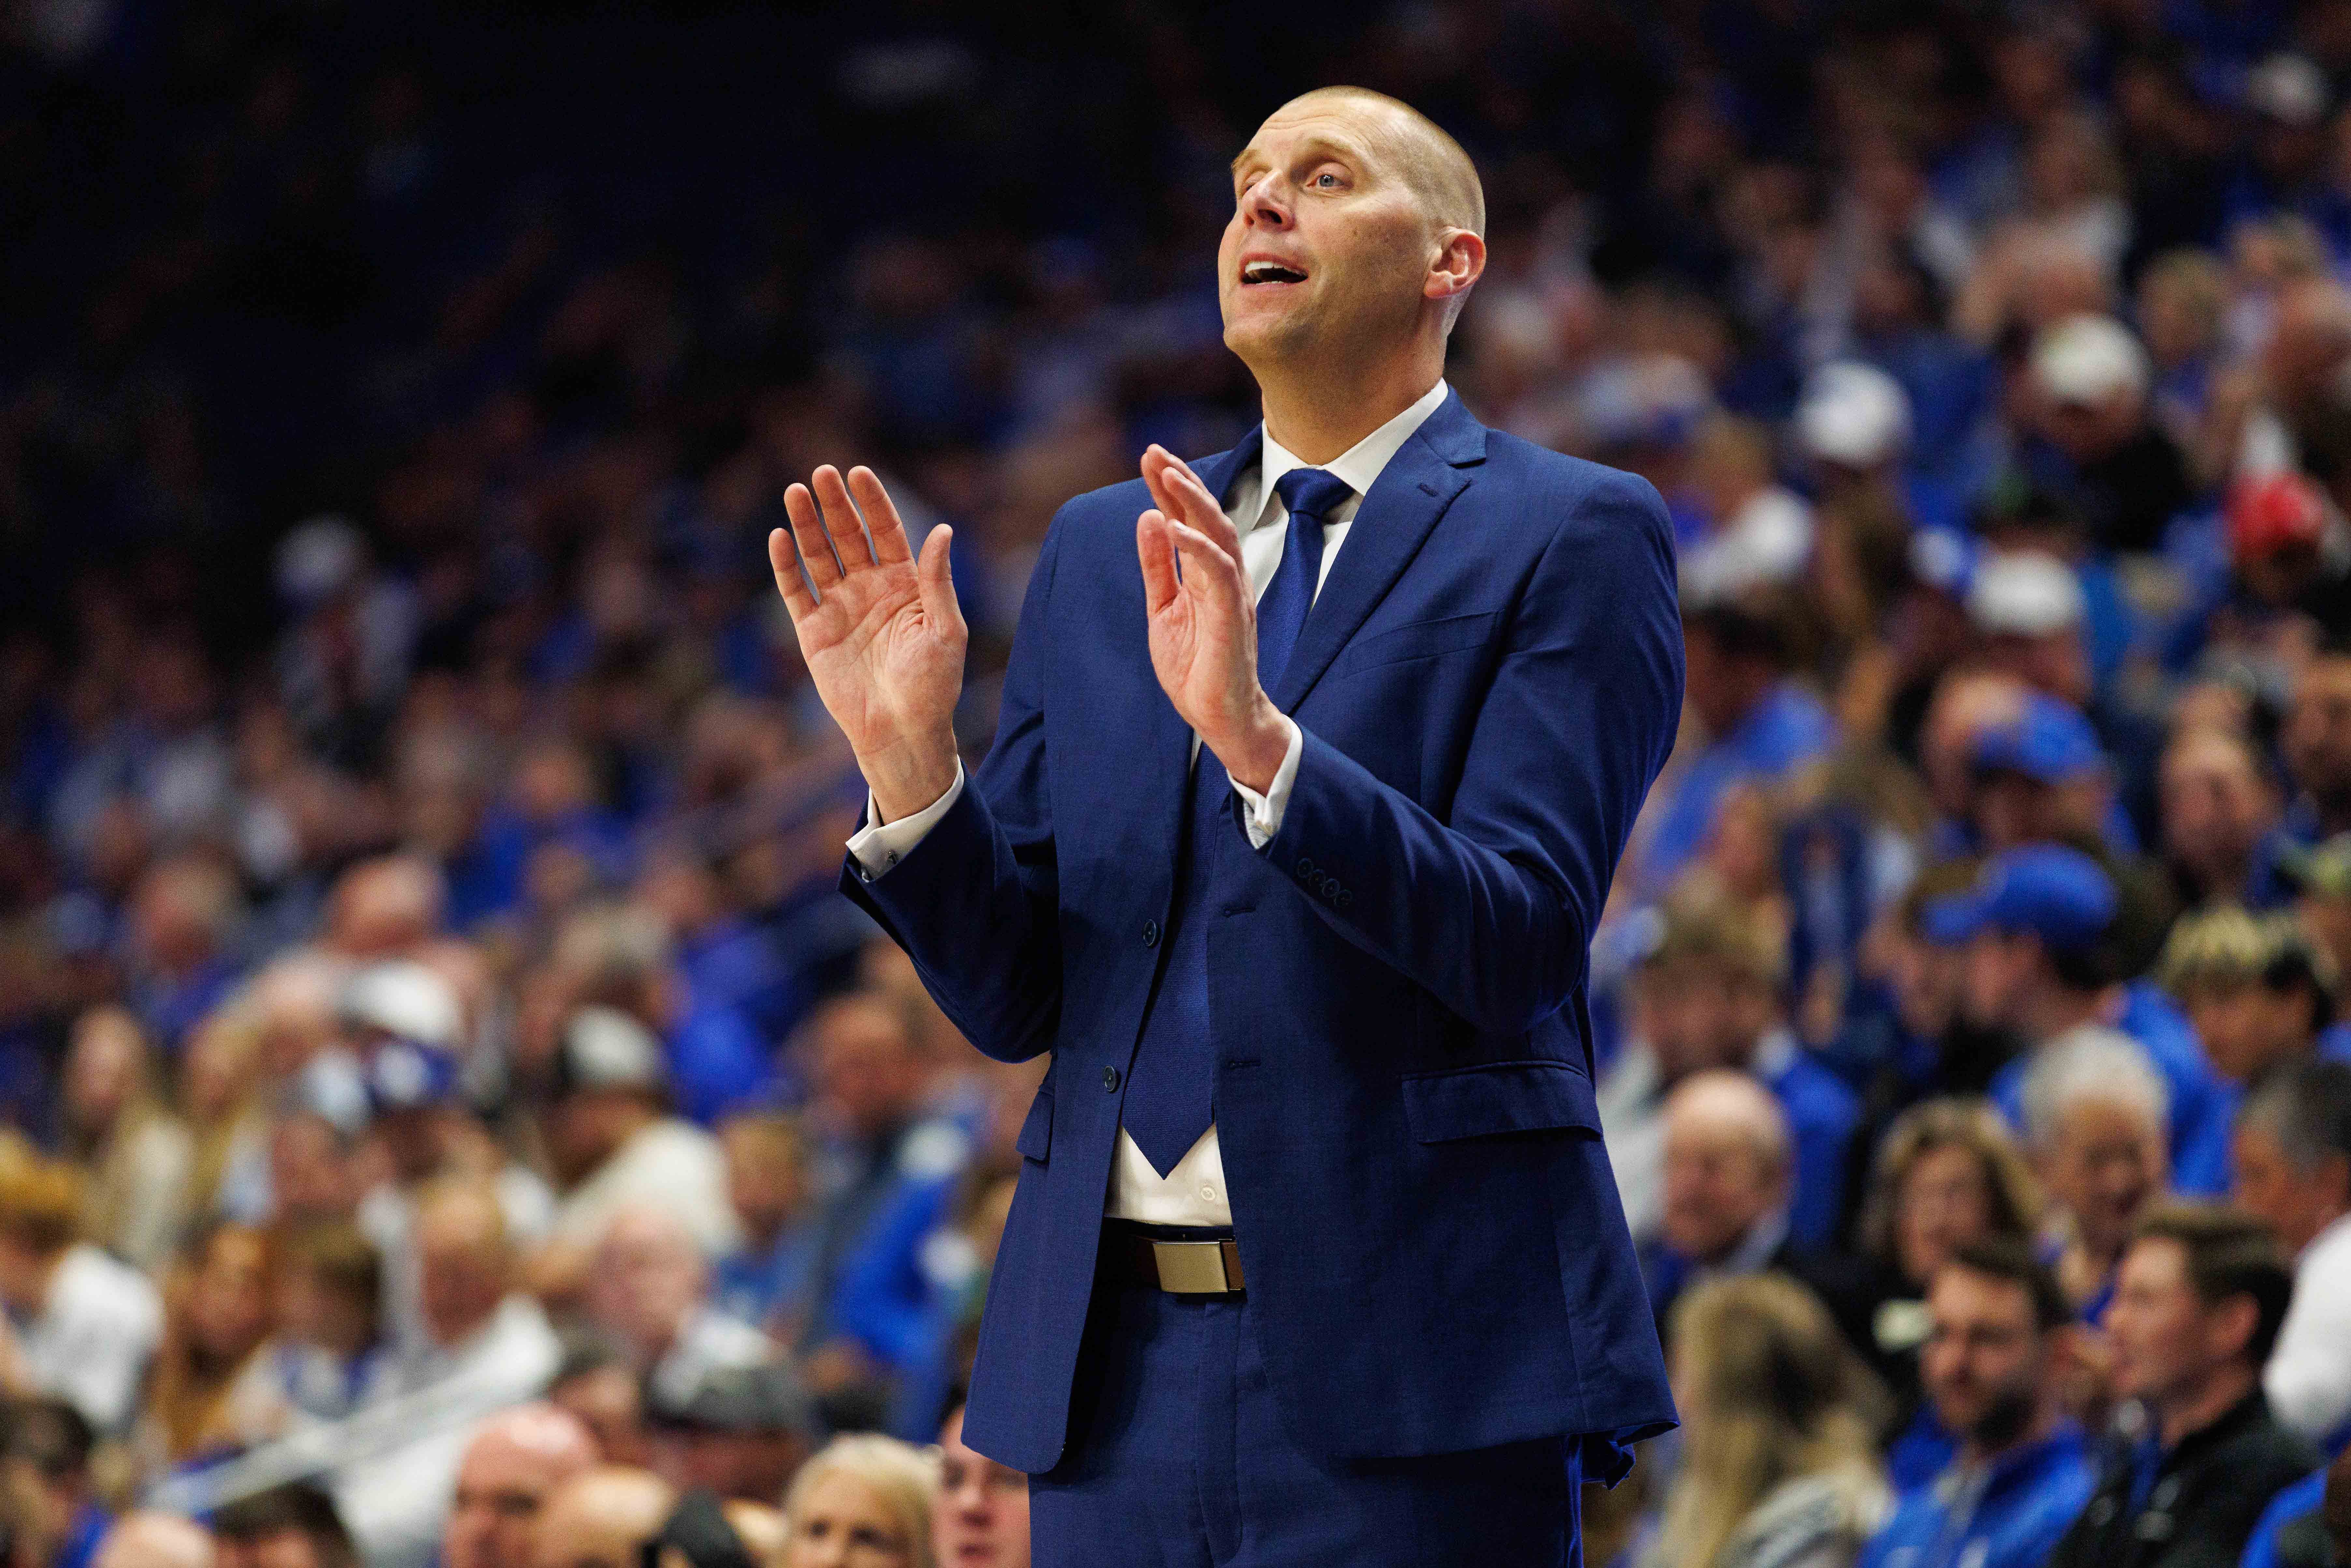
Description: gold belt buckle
1151,1238,1242,1294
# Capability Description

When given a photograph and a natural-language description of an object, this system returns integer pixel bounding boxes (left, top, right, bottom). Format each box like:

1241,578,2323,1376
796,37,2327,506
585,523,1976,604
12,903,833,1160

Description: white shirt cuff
846,760,966,878
1227,714,1303,848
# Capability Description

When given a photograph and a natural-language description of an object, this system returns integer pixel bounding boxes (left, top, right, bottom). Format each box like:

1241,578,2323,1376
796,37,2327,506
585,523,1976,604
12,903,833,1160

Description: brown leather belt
1101,1221,1246,1295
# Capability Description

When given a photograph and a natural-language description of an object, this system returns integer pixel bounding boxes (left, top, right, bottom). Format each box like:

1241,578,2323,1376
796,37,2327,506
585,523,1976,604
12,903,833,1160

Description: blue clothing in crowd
1988,984,2233,1199
1754,1028,1863,1248
2239,1467,2328,1568
1638,681,1837,901
1858,1427,2098,1568
711,1222,820,1334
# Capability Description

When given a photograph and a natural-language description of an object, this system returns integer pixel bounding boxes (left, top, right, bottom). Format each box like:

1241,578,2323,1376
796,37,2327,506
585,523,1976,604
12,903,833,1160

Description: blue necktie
1122,466,1354,1177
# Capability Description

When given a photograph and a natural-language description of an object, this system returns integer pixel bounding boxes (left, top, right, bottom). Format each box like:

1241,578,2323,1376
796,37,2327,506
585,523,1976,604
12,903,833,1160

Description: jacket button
1142,919,1160,948
1102,1065,1120,1092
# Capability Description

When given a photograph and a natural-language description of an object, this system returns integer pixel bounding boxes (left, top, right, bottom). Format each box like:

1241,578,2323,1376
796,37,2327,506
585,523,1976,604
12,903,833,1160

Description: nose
1242,177,1292,231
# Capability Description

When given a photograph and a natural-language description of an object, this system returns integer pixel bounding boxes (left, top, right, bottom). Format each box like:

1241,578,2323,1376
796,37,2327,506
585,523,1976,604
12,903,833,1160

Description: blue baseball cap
1969,694,2106,785
1921,843,2117,952
364,1036,461,1115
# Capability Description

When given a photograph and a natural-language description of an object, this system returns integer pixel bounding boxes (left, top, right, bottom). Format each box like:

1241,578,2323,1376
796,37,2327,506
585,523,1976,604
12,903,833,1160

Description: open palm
1137,446,1263,746
769,464,966,812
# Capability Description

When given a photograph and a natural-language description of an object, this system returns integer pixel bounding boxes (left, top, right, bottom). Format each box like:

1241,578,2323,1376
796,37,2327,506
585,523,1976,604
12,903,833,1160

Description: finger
767,527,816,617
1137,510,1179,612
1166,519,1248,599
782,484,840,590
810,465,876,572
1148,446,1243,561
916,523,966,640
848,465,913,565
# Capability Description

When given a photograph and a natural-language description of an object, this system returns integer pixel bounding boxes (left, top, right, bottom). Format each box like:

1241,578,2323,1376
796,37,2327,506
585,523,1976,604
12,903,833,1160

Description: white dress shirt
2265,1207,2351,1442
849,378,1452,1225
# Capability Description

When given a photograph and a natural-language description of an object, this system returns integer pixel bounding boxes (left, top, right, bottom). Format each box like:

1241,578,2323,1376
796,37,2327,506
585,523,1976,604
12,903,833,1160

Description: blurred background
6,1,2351,1566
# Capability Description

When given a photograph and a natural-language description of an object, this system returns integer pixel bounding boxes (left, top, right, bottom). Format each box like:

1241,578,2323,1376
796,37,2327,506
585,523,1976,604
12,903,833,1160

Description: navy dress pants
1029,1262,1581,1567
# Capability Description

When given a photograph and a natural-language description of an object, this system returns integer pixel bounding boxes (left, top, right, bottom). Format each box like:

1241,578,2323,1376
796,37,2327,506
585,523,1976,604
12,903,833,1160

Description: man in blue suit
767,85,1682,1567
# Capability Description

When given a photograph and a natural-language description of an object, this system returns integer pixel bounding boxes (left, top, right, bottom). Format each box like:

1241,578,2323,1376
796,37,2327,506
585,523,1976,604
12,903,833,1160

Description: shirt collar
1248,378,1451,531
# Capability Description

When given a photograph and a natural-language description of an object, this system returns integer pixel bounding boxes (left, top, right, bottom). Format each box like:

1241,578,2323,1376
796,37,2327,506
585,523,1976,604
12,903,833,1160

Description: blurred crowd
12,0,2351,1566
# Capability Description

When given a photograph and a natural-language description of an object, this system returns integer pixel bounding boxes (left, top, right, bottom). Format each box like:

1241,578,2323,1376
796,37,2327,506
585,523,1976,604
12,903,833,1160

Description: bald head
447,1404,600,1568
95,1514,215,1568
533,1467,674,1568
1272,87,1484,237
1661,1070,1793,1264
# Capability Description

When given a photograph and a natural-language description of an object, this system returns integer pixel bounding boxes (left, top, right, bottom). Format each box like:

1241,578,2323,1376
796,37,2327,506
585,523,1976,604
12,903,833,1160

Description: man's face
2182,981,2275,1084
813,1009,923,1139
448,1437,569,1568
2233,1123,2347,1256
1959,930,2039,1031
1635,961,1762,1082
1885,927,1964,1043
1921,1267,2049,1449
417,1202,507,1349
1661,1119,1782,1263
2044,1101,2165,1261
2161,743,2274,879
1220,98,1443,373
2107,1236,2242,1406
2286,660,2351,809
933,1408,1029,1568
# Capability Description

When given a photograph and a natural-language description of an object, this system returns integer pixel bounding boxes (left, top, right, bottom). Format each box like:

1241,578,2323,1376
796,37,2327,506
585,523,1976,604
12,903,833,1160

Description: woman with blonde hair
780,1433,938,1568
1641,1274,1890,1568
62,1004,195,1272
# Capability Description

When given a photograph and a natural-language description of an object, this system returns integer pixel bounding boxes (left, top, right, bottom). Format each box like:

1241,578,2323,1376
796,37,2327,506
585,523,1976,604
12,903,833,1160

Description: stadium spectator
778,1435,935,1568
541,1009,737,1267
547,1334,652,1472
142,1223,276,1462
2281,835,2351,1052
58,1007,191,1274
2158,908,2338,1086
932,1404,1027,1568
1605,891,1860,1247
645,1363,815,1506
443,1404,600,1568
1641,1273,1890,1568
584,1205,771,1409
2232,1060,2351,1448
1856,1240,2096,1568
1927,842,2230,1193
2047,1203,2318,1568
209,1485,356,1568
90,1516,211,1568
710,1112,818,1336
2285,654,2351,845
2158,727,2289,912
0,1158,161,1436
2021,1029,2171,1323
1851,1098,2045,1487
1641,1072,1875,1360
239,1222,385,1426
0,1399,108,1568
532,1467,675,1568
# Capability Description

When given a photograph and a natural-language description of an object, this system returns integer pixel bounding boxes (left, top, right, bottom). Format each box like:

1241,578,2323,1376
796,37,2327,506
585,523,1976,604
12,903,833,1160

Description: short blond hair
781,1434,938,1568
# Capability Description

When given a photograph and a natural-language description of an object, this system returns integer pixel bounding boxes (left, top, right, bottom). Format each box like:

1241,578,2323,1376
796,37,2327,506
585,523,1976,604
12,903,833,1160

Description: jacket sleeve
1255,467,1684,1036
837,513,1068,1063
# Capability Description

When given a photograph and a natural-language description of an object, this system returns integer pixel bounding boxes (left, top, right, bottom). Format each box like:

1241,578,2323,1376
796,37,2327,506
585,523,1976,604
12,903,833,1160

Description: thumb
917,524,966,641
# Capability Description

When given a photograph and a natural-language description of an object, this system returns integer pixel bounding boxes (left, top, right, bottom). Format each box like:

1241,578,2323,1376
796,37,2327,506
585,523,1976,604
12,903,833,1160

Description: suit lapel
1269,390,1487,713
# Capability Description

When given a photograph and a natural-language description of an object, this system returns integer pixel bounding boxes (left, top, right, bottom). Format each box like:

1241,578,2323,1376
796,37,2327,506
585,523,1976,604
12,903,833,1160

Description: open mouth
1240,260,1307,286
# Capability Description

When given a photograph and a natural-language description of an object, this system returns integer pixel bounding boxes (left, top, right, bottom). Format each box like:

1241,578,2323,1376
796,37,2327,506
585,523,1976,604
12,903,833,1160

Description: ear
1425,228,1486,303
2208,1291,2260,1366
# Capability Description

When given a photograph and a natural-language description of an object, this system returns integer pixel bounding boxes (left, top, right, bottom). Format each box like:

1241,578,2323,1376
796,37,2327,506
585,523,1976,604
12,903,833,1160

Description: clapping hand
769,465,966,822
1135,446,1290,792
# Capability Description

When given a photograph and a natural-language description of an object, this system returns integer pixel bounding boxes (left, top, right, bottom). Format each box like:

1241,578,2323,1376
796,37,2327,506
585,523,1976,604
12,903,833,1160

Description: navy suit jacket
841,391,1683,1481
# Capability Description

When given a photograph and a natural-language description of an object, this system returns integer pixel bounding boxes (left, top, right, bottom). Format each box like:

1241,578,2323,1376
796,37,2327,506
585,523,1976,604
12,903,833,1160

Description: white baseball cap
2033,315,2149,407
1797,362,1912,468
1967,549,2085,636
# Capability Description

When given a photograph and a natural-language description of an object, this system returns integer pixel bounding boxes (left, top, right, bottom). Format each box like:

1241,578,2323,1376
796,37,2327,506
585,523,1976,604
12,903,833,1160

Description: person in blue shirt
709,1111,821,1336
1924,842,2233,1195
1859,1238,2098,1568
2238,1448,2347,1568
1636,596,1838,903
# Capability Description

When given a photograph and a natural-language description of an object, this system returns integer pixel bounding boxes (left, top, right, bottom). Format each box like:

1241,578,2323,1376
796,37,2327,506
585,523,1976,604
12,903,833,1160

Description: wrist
1218,697,1292,795
864,730,960,824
